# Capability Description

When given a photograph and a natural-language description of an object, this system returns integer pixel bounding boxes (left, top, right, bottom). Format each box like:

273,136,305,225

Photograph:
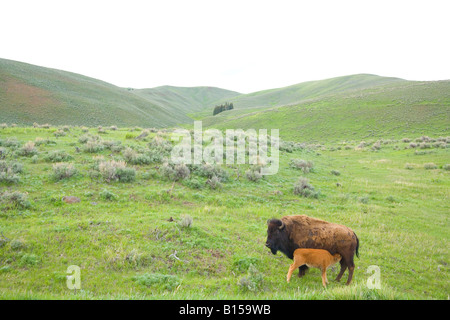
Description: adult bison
265,215,359,285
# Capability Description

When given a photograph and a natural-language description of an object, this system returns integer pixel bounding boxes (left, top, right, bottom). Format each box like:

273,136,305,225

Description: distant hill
188,74,406,119
206,74,404,109
0,58,239,127
202,79,450,143
1,58,449,143
133,85,240,118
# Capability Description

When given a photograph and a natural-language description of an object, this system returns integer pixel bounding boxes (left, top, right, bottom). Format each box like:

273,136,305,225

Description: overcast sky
1,0,449,93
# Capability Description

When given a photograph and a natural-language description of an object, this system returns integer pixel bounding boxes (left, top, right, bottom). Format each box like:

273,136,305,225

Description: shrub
386,196,397,202
443,164,450,171
404,163,414,170
19,254,40,266
293,177,319,198
0,147,6,159
99,160,125,181
424,163,437,170
44,150,73,162
161,162,190,181
78,134,91,144
98,126,107,134
184,178,203,189
358,196,369,204
401,138,411,143
0,123,8,129
51,163,78,180
0,161,23,184
289,159,314,173
245,167,263,182
123,147,152,165
0,170,20,184
132,273,180,290
330,170,341,176
409,142,417,148
0,137,21,148
206,175,222,190
0,191,31,209
83,140,104,153
238,264,264,292
149,136,172,152
357,141,367,149
10,239,26,251
135,129,149,140
0,160,23,174
125,133,137,140
100,188,118,201
179,215,193,228
190,163,229,181
17,141,38,157
102,140,123,152
371,141,381,151
115,167,136,182
53,129,66,137
98,160,135,182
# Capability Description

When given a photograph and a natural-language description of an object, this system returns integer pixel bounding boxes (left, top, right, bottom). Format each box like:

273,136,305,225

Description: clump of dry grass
51,163,78,180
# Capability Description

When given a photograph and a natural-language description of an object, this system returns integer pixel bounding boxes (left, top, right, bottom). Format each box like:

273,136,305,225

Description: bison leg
287,257,304,283
345,256,355,285
298,265,309,277
321,267,328,288
335,259,347,282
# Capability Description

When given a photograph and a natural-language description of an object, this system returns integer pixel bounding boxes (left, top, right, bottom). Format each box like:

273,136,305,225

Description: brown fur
266,215,359,285
287,249,341,287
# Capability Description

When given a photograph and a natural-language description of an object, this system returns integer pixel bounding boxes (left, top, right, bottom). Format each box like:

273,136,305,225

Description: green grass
4,58,448,134
205,73,405,111
0,58,239,127
200,80,450,143
0,126,448,300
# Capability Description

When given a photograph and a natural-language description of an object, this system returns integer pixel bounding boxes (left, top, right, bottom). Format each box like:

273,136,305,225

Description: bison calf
266,215,359,285
287,248,341,287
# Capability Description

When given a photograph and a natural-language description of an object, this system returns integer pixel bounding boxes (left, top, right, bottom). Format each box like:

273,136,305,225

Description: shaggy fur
266,215,359,285
287,248,342,287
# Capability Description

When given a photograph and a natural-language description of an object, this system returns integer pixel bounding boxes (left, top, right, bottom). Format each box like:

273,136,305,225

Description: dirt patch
2,77,59,114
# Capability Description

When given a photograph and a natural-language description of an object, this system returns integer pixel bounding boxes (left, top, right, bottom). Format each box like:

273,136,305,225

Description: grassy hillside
202,80,450,143
0,58,239,127
191,74,405,117
0,126,448,299
133,85,240,118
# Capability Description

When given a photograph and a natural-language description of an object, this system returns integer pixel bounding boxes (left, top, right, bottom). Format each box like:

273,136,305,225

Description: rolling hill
1,58,449,144
0,58,239,127
208,73,405,110
201,79,450,143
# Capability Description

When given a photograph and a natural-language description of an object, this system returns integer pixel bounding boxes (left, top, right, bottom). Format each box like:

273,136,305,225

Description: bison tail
354,232,360,258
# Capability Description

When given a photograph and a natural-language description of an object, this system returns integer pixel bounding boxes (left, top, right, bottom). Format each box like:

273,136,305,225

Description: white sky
1,0,449,93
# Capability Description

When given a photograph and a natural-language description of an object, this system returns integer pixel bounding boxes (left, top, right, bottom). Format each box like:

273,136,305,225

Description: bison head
265,218,294,258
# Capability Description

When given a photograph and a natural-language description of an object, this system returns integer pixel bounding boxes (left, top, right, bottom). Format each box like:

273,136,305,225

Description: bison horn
278,221,285,230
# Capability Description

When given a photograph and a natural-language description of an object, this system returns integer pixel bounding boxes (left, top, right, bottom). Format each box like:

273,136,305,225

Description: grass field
0,125,448,299
200,80,450,143
0,58,239,127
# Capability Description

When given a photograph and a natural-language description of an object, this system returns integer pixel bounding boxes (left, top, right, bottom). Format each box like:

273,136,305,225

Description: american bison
287,248,342,287
265,215,359,285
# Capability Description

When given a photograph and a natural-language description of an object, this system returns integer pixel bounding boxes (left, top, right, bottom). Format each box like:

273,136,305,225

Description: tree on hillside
213,102,234,116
